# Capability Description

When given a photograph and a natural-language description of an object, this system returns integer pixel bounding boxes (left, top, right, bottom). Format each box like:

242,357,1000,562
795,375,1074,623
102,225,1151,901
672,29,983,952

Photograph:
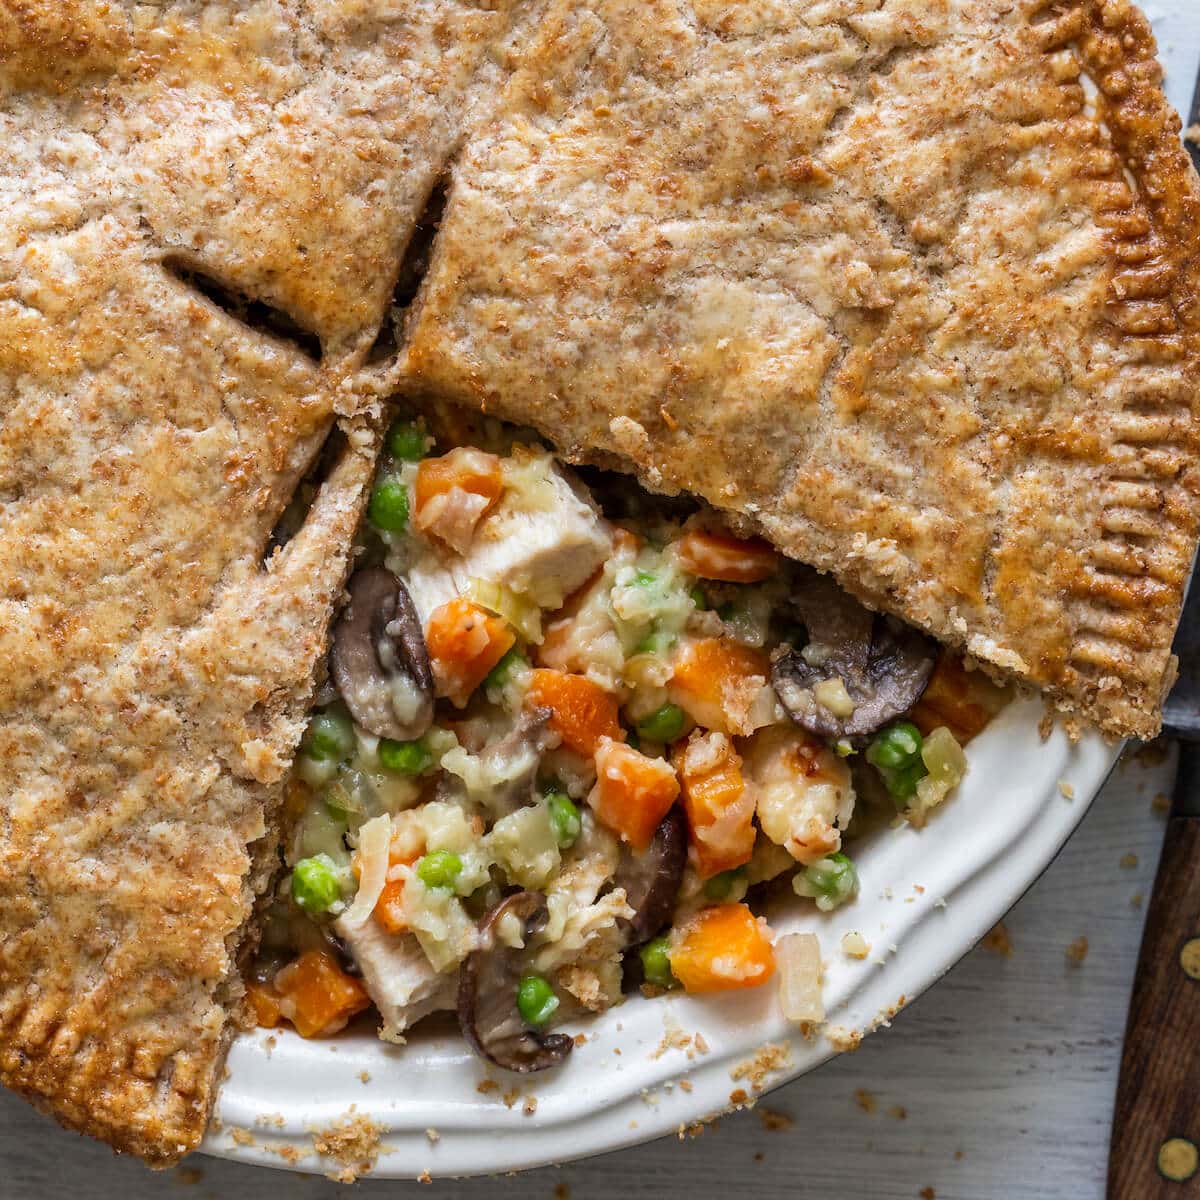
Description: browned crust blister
1,0,1198,1171
403,0,1200,740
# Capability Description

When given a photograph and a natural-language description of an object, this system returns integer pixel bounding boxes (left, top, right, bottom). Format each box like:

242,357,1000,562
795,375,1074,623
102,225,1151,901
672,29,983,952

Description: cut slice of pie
0,0,532,1164
404,0,1200,739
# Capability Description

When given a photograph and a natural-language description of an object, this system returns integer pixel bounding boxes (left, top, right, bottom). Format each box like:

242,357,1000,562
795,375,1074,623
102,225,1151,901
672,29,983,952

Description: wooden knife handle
1109,816,1200,1198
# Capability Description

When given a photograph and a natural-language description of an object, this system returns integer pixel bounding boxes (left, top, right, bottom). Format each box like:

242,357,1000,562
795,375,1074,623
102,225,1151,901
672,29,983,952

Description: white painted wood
0,749,1174,1199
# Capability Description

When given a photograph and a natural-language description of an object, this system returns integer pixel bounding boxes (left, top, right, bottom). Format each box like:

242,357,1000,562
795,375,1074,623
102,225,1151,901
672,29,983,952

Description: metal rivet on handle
1180,938,1200,982
1159,1138,1200,1183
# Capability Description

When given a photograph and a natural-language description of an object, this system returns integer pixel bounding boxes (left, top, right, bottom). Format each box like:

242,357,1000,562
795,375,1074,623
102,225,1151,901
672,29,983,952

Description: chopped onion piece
340,814,392,929
776,932,824,1025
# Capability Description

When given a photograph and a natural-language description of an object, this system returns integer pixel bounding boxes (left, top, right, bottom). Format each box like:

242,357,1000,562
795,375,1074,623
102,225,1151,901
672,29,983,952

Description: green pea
546,790,581,849
417,849,463,891
884,759,928,804
636,703,687,744
368,474,409,531
378,736,433,775
517,974,559,1026
633,569,659,589
802,852,859,908
689,584,708,610
704,867,747,901
291,855,342,914
387,420,428,462
866,721,923,771
303,709,355,762
639,935,678,990
485,646,527,691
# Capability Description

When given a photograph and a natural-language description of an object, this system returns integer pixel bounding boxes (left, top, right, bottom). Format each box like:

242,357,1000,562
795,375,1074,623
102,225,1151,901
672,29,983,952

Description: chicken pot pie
1,0,1198,1169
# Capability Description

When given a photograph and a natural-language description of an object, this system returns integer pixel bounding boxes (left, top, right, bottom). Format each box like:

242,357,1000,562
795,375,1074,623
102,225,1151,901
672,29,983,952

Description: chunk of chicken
742,725,855,865
403,454,611,627
332,914,456,1043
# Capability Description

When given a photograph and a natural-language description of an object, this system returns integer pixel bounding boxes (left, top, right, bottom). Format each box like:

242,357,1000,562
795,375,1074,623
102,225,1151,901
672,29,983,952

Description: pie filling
250,410,1008,1069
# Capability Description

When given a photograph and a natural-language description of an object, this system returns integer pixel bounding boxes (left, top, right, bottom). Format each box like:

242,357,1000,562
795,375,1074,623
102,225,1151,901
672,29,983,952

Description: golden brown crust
0,0,532,1164
404,0,1200,739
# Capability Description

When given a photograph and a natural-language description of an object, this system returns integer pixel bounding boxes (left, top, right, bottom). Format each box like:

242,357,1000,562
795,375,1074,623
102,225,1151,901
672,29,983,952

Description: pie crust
405,0,1200,740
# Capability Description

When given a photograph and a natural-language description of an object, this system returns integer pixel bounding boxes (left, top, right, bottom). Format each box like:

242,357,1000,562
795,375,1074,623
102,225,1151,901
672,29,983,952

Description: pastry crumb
523,1096,538,1116
729,1043,791,1093
1057,780,1075,800
758,1107,793,1132
921,1188,936,1200
425,1128,440,1143
476,1079,499,1094
417,1169,432,1185
1152,791,1170,814
555,1185,571,1200
1119,852,1138,869
1131,892,1144,909
889,1105,907,1121
981,921,1013,957
826,1025,862,1053
172,1166,204,1186
729,1087,751,1108
310,1113,384,1184
854,1088,877,1115
1186,124,1200,145
1066,935,1089,965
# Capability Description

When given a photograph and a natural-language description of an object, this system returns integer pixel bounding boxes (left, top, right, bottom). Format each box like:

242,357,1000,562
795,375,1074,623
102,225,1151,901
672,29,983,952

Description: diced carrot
245,980,283,1029
373,877,408,934
414,448,504,549
674,530,779,583
669,638,771,736
673,731,756,878
527,668,623,756
589,737,680,850
414,446,503,513
909,651,1009,744
426,597,516,706
274,950,371,1038
669,903,776,993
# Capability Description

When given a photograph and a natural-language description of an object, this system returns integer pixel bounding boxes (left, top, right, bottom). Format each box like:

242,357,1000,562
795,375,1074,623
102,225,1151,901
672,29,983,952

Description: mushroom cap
330,566,434,741
613,805,687,947
772,569,936,739
457,891,574,1073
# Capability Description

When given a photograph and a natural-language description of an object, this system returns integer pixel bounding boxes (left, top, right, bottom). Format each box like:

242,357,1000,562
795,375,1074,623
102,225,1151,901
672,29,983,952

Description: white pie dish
204,693,1119,1178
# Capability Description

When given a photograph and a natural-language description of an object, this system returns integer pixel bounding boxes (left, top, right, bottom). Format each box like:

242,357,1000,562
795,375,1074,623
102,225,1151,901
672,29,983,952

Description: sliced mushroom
330,566,434,741
613,806,687,948
480,707,554,816
458,891,574,1073
771,569,935,740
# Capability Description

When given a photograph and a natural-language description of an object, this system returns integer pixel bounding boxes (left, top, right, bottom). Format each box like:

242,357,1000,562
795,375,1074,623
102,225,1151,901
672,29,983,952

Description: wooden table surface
0,745,1175,1200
